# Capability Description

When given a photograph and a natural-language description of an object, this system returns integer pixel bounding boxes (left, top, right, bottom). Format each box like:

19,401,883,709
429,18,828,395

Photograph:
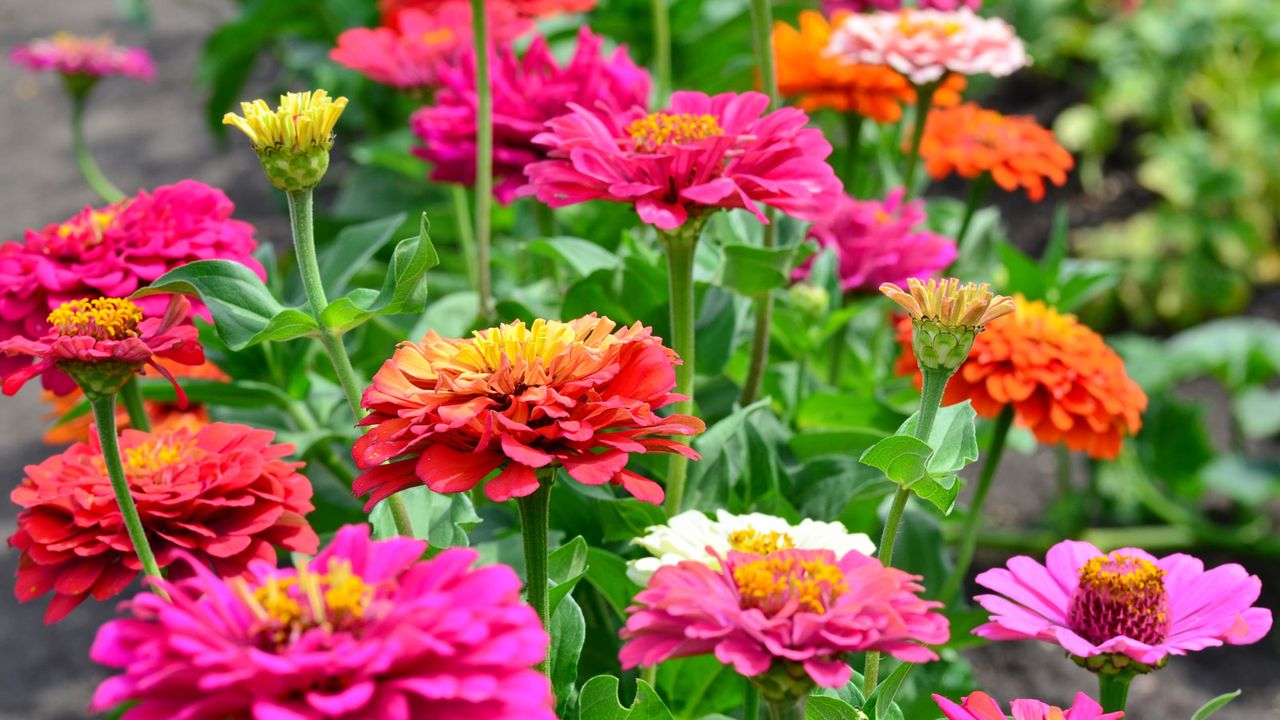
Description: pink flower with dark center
792,188,956,293
974,540,1273,669
934,691,1122,720
10,32,154,82
525,90,842,230
412,26,649,203
619,548,949,689
90,524,553,720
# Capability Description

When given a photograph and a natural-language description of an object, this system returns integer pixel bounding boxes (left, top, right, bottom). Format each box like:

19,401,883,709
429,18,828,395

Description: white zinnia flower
626,510,876,585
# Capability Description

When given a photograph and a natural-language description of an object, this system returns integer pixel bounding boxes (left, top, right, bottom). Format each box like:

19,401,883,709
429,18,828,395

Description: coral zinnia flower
973,540,1273,672
792,188,957,294
828,9,1029,85
920,103,1074,201
10,32,154,82
354,315,704,506
90,524,553,719
525,91,842,230
934,691,1122,720
412,26,649,203
892,296,1145,458
627,509,875,584
775,10,967,122
620,548,949,689
10,422,319,623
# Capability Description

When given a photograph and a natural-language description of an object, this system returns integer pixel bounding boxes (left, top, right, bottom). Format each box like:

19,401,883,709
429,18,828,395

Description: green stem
901,83,938,199
954,174,992,252
116,0,149,25
91,396,167,599
790,358,808,426
120,377,151,433
1098,673,1133,714
740,291,773,406
450,184,479,297
749,0,779,106
827,321,848,387
659,220,703,516
650,0,672,103
763,697,806,720
471,0,494,320
743,684,761,720
517,473,554,676
939,405,1013,605
844,113,865,191
70,94,125,203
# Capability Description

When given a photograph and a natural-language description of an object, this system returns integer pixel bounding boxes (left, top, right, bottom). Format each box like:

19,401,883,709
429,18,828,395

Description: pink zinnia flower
412,27,649,203
974,540,1273,670
90,524,553,720
792,188,956,293
827,9,1029,85
619,548,949,689
10,32,154,82
934,691,1122,720
826,0,981,11
525,91,842,230
10,422,318,623
379,0,594,23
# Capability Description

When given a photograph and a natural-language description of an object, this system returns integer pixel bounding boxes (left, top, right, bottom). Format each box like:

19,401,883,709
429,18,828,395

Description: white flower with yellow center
626,510,876,585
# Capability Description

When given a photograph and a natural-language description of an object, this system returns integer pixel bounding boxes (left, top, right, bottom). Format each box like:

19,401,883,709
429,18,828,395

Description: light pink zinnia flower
412,27,650,203
974,540,1273,669
792,188,956,293
826,0,982,11
827,9,1029,85
934,691,1122,720
90,524,554,720
10,32,154,82
619,548,949,688
525,91,842,230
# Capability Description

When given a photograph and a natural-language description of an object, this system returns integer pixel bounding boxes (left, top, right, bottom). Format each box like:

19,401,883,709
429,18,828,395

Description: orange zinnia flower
774,11,965,123
917,102,1074,201
893,297,1146,459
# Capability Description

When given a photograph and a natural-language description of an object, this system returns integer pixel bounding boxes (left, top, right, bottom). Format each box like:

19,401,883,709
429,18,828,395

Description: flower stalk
954,173,993,252
658,218,706,516
940,405,1014,605
650,0,672,103
70,92,125,203
517,471,554,676
1097,672,1133,714
450,184,479,296
120,377,151,432
470,0,494,320
902,82,938,198
763,697,806,720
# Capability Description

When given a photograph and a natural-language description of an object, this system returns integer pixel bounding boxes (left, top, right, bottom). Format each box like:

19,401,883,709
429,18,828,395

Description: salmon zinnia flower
90,524,553,719
920,103,1074,201
892,296,1146,459
10,422,318,622
353,315,704,506
934,691,1122,720
10,32,154,82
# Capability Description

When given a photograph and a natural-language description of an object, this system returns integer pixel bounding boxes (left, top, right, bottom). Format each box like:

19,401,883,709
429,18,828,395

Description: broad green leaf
1191,690,1241,720
718,243,807,296
578,676,673,720
807,696,867,720
530,237,622,277
548,536,590,616
320,214,440,333
597,499,667,543
860,402,978,513
657,655,745,718
900,402,980,477
318,213,408,296
369,486,480,548
584,547,640,619
868,662,913,720
859,435,933,488
551,596,587,717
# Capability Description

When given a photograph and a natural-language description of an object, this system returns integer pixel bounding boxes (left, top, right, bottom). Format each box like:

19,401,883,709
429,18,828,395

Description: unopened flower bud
788,282,829,319
880,278,1015,373
222,90,348,192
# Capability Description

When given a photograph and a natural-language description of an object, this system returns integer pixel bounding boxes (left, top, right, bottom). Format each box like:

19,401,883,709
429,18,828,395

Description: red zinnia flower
353,315,705,506
11,422,319,622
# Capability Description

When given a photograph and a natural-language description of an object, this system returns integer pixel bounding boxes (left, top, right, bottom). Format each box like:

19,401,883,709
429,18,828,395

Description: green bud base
1070,652,1167,676
258,145,332,192
912,318,978,373
60,360,143,401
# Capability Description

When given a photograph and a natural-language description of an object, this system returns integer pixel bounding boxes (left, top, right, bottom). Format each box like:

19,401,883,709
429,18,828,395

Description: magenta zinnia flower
792,188,956,293
619,548,949,689
412,26,650,203
90,524,553,720
525,90,842,230
10,32,154,82
934,691,1122,720
974,540,1273,671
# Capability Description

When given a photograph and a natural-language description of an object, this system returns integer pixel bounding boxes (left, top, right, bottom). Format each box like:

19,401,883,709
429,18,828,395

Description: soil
0,2,1275,719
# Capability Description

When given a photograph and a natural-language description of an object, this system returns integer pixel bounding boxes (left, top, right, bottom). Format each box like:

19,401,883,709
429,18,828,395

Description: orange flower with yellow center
773,11,966,123
918,102,1074,201
893,296,1147,459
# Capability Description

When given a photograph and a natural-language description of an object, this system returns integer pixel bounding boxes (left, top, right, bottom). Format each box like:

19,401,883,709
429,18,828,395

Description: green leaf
859,403,978,513
807,696,866,720
1191,690,1241,720
551,595,587,717
368,485,480,548
584,547,640,620
868,662,913,720
578,676,673,720
320,214,439,333
548,536,590,617
717,243,807,296
529,237,622,277
318,213,408,296
597,499,667,543
859,435,933,489
134,260,318,351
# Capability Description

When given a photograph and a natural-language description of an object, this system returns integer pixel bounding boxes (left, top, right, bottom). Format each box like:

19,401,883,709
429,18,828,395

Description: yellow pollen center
733,555,847,614
123,437,195,475
238,559,374,641
897,13,963,38
422,28,454,46
1078,553,1165,601
628,113,724,151
727,528,795,556
47,297,143,340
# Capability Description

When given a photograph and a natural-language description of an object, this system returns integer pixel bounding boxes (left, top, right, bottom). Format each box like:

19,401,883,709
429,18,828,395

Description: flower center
236,559,374,645
733,555,847,614
123,436,196,475
422,28,454,46
55,209,116,245
47,298,143,340
897,12,963,38
727,528,795,555
1068,553,1170,646
627,113,724,151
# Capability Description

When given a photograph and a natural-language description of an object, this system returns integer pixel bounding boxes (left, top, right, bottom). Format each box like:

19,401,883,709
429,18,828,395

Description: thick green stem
743,684,761,720
740,292,773,406
901,83,938,199
659,222,702,516
749,0,779,106
1098,673,1133,714
650,0,672,103
70,94,125,203
91,396,167,599
471,0,494,320
518,474,554,676
763,697,806,720
940,405,1013,605
120,377,151,432
450,184,479,296
954,174,992,252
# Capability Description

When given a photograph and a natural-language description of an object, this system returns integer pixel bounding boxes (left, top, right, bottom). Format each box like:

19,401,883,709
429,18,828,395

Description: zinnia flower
892,296,1146,458
379,0,593,23
620,548,949,690
792,188,957,293
826,0,981,11
10,421,319,623
882,277,1016,373
827,9,1029,85
627,509,876,584
353,315,704,506
223,90,348,191
412,26,649,203
973,540,1272,673
525,90,842,230
90,524,553,719
0,296,204,400
919,103,1074,201
934,691,1122,720
10,32,154,83
775,11,966,123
